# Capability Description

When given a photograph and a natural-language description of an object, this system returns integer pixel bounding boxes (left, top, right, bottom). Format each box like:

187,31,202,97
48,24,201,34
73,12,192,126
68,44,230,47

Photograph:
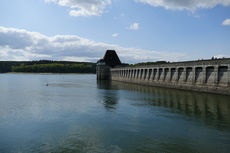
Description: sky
0,0,230,63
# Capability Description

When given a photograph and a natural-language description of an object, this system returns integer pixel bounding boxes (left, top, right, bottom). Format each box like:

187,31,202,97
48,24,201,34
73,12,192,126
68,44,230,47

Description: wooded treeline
0,60,96,73
130,61,168,66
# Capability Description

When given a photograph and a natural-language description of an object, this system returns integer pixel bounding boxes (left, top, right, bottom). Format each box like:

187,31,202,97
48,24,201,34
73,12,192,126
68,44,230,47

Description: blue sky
0,0,230,63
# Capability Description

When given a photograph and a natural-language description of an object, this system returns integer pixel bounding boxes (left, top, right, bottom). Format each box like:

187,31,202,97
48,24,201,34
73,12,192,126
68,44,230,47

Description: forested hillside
0,60,96,73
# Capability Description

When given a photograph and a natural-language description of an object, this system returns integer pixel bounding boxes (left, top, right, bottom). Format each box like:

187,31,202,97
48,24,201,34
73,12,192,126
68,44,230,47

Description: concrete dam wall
97,50,230,95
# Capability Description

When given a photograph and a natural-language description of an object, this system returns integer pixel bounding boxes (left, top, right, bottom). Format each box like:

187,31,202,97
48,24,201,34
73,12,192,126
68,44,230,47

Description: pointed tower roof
98,50,121,67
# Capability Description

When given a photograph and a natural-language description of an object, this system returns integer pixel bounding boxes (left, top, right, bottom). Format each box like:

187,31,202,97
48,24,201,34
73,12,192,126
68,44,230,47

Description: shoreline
3,72,96,75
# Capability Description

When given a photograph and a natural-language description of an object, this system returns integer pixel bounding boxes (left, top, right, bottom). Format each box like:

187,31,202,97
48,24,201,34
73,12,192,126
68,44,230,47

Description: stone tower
96,50,121,80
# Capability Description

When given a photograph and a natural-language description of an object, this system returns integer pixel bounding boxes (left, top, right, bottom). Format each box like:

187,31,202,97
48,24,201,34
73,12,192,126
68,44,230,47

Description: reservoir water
0,73,230,153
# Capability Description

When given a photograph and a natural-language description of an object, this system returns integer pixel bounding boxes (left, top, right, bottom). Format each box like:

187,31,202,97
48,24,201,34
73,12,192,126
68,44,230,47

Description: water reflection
97,80,119,111
101,81,230,129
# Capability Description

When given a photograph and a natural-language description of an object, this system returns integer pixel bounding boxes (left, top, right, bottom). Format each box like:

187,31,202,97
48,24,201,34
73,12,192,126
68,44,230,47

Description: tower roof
98,50,121,67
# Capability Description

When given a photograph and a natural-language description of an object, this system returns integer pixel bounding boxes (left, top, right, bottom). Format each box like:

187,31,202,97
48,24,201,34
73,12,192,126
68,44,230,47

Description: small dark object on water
46,83,48,86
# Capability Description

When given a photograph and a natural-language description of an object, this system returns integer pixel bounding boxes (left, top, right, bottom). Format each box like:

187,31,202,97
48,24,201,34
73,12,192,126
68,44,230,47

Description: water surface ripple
0,74,230,153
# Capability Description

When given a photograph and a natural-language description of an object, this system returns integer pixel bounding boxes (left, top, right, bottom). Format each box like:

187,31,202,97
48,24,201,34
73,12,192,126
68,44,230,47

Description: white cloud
44,0,111,16
0,26,190,63
222,18,230,26
112,33,119,37
136,0,230,11
130,23,139,30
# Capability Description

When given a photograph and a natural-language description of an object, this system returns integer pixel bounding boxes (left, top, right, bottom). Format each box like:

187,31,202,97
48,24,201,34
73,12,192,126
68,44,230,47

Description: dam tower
96,50,122,80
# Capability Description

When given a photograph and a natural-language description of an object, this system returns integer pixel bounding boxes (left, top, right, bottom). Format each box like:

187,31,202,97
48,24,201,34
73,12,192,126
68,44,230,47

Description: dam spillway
97,50,230,95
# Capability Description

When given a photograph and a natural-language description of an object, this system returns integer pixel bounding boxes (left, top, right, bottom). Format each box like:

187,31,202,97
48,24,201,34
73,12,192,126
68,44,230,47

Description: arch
158,68,163,80
205,66,214,83
170,68,176,81
186,67,193,82
153,68,157,80
164,68,169,81
218,66,228,84
178,67,184,81
195,67,203,83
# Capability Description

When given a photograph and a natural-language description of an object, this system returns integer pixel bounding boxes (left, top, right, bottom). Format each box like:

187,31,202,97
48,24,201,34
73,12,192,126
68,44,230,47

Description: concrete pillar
140,69,144,80
218,65,229,86
154,68,159,81
171,68,178,82
150,68,156,81
136,69,139,79
166,68,171,82
159,68,164,81
143,69,147,80
130,69,133,78
195,66,205,84
174,67,179,82
132,69,135,78
148,69,152,81
205,66,215,85
170,68,175,82
202,66,206,84
185,67,193,84
178,67,186,83
214,66,219,85
164,68,169,82
191,66,196,84
137,69,141,79
182,67,186,82
133,69,136,79
141,69,144,80
144,69,148,80
135,69,138,79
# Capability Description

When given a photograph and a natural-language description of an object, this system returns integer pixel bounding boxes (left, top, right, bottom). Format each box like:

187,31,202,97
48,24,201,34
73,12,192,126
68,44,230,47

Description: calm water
0,74,230,153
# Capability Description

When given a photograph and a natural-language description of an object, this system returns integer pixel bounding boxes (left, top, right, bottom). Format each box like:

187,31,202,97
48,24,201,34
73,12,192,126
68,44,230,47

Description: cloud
136,0,230,11
222,18,230,26
0,26,190,63
130,23,139,30
112,33,119,37
44,0,111,16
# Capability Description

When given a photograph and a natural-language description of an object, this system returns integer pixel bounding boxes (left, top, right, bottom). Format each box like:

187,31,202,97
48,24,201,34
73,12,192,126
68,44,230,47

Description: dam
97,50,230,95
